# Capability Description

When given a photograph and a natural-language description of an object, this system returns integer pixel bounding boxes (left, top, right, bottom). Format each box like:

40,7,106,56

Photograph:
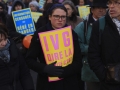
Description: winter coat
74,14,99,82
26,22,82,90
0,39,34,90
88,13,120,90
6,0,25,39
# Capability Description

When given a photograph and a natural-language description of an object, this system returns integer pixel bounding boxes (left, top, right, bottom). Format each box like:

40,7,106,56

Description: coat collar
87,14,95,25
105,13,120,43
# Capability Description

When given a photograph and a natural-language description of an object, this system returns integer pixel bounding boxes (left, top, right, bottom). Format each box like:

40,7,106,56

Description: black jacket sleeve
60,30,82,78
88,21,106,81
25,31,46,74
6,15,24,39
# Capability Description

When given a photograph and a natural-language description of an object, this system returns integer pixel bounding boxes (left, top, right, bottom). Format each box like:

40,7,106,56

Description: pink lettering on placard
68,48,72,56
51,54,54,61
65,50,68,57
47,54,51,61
43,36,49,51
59,51,63,59
54,52,59,60
50,34,59,50
62,31,70,47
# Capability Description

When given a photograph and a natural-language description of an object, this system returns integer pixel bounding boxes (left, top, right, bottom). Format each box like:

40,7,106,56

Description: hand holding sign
43,61,64,77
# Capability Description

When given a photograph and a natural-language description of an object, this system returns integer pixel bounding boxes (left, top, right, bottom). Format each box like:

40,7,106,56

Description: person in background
29,0,40,12
36,3,53,30
26,4,82,90
78,0,86,6
6,0,27,55
0,2,8,25
74,0,107,90
6,0,13,15
6,0,25,39
0,23,34,90
62,0,83,29
88,0,120,89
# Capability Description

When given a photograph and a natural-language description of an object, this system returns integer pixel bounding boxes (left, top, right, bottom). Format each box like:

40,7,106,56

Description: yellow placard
31,12,43,23
38,26,74,82
78,6,90,19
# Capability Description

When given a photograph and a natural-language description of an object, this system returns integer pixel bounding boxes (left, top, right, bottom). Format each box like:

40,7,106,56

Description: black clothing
26,22,82,90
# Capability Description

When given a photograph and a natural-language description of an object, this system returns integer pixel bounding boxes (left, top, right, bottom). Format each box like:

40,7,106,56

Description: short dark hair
48,4,67,16
0,23,8,39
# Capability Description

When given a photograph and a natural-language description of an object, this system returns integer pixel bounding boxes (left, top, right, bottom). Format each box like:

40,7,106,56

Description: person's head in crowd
79,0,85,6
12,0,24,11
62,0,77,17
48,4,67,29
62,0,78,21
90,0,107,19
107,0,120,20
29,0,39,12
0,23,8,49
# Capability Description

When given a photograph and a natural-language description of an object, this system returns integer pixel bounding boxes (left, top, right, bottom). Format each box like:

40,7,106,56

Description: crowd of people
0,0,120,90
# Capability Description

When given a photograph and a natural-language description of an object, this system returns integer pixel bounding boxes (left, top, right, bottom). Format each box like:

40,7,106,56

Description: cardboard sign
12,8,36,35
38,26,74,82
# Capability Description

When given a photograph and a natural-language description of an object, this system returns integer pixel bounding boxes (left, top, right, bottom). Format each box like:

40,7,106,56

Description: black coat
26,24,82,90
0,39,34,90
6,15,24,39
88,13,120,90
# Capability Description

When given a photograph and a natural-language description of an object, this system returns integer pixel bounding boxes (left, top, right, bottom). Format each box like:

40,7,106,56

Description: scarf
0,40,10,63
112,18,120,35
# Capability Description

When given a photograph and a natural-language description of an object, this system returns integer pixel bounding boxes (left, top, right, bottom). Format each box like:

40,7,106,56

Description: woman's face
0,34,7,49
29,4,37,12
64,4,73,17
15,5,22,11
49,8,67,29
79,0,85,6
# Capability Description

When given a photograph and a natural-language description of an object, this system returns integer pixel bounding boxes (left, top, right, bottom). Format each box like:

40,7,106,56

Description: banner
31,12,43,23
39,0,45,9
38,26,74,82
12,8,36,36
78,6,90,19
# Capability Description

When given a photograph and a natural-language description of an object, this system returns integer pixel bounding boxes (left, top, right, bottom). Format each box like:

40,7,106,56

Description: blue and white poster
12,8,36,36
39,0,45,9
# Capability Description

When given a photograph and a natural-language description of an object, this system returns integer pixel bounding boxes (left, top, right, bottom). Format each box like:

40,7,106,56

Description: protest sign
38,26,74,82
78,6,90,19
39,0,45,9
31,12,43,23
12,8,36,35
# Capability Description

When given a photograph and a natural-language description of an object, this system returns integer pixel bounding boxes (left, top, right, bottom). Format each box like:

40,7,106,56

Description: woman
0,23,34,90
29,0,40,12
62,0,83,29
26,4,82,90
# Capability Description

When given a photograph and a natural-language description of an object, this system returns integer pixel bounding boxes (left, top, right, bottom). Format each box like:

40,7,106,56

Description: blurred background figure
74,0,107,90
0,2,7,25
62,0,83,29
36,3,53,29
6,0,13,15
29,0,40,12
